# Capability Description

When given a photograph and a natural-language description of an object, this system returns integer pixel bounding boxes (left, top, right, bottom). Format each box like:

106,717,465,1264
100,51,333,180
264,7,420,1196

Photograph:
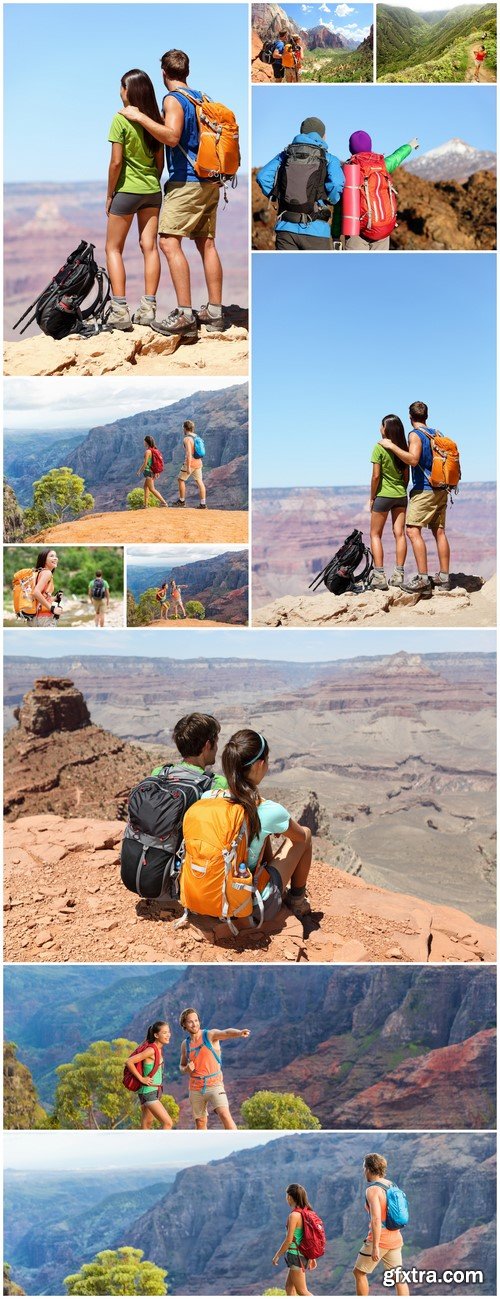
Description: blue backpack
370,1181,409,1230
193,434,206,459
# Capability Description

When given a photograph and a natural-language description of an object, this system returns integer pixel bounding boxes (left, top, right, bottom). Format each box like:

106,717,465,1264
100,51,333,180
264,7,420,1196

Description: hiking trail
465,42,495,82
26,509,248,546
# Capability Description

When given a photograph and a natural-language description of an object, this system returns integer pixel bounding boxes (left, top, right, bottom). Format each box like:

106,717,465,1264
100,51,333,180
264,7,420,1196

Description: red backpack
354,152,398,242
122,1041,161,1092
300,1207,326,1260
151,447,164,475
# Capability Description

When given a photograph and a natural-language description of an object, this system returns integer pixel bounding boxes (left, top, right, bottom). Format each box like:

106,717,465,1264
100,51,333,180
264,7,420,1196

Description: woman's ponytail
222,730,269,840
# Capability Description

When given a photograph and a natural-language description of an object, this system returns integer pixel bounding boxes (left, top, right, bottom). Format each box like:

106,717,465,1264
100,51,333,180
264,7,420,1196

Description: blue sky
252,84,496,162
4,378,246,433
4,4,248,183
273,2,372,42
4,628,495,660
252,254,496,487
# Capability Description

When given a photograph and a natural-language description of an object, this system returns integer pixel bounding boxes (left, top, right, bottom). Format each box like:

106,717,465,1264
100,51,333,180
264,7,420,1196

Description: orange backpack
13,569,38,619
176,89,240,183
178,791,268,934
421,429,461,493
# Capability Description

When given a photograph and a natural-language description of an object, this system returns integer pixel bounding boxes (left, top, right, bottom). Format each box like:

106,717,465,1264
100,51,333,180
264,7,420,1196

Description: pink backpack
300,1207,326,1260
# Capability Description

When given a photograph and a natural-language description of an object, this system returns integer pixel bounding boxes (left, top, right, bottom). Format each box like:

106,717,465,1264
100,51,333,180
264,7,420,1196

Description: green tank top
139,1054,163,1095
289,1219,304,1257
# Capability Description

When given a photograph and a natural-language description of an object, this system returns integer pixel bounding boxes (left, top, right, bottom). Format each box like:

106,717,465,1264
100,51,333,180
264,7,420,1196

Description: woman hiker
124,1021,173,1130
272,1184,318,1297
369,415,409,591
138,434,168,508
106,69,164,330
31,549,62,626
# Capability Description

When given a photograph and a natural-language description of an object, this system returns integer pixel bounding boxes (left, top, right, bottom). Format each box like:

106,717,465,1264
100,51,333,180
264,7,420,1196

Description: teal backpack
369,1181,409,1230
193,434,206,458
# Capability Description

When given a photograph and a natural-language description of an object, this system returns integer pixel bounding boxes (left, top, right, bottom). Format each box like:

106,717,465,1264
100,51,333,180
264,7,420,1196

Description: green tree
3,1042,49,1129
64,1247,167,1296
24,467,94,532
241,1090,321,1131
53,1039,179,1130
264,1290,287,1295
185,600,205,620
133,588,162,627
127,489,159,511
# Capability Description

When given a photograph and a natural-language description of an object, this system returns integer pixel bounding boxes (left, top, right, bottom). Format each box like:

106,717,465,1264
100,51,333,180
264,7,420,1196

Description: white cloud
334,2,354,15
301,4,313,10
319,3,331,12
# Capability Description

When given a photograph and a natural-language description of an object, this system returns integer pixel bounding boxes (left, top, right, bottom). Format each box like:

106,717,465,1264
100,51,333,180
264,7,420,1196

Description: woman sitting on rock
106,69,164,331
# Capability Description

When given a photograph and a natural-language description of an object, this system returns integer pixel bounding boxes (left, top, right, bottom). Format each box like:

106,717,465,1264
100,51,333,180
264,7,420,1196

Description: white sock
179,306,194,319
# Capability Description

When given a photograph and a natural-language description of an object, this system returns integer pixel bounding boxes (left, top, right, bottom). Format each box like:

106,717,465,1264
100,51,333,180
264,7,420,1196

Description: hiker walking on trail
106,70,164,331
272,1183,325,1297
174,419,206,508
169,579,187,618
369,415,409,591
138,434,168,508
179,1007,250,1129
353,1153,409,1296
380,400,453,597
125,1021,173,1131
256,117,344,250
88,571,110,627
343,131,419,251
121,48,233,343
271,31,287,81
473,43,487,80
30,550,62,626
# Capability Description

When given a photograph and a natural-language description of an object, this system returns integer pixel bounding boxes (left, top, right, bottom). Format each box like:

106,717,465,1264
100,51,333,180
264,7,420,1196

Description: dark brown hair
179,1007,198,1029
409,401,428,424
161,49,190,80
173,713,220,758
183,420,195,433
146,1020,168,1042
35,549,55,571
364,1153,388,1177
381,414,408,467
222,729,269,841
121,69,163,156
287,1184,311,1209
144,435,157,448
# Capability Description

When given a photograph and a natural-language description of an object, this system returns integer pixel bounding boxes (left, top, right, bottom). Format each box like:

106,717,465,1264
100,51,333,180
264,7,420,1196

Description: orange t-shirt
365,1185,403,1251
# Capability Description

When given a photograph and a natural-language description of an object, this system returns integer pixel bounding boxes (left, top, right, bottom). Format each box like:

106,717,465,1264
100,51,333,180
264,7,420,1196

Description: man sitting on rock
380,400,451,597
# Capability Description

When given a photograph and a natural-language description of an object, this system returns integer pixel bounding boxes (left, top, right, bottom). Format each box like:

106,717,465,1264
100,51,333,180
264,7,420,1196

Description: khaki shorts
189,1085,229,1119
354,1245,403,1275
179,464,203,484
92,599,106,613
159,180,220,239
406,489,447,530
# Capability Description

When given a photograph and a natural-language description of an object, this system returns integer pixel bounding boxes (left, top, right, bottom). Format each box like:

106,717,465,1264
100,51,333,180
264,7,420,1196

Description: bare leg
370,510,388,568
353,1268,370,1297
285,1278,298,1296
178,476,186,502
148,480,168,506
137,207,161,296
106,213,134,296
140,1106,154,1131
288,1268,311,1297
392,505,407,566
197,477,206,505
396,1283,410,1297
214,1105,237,1130
144,480,149,508
273,828,312,891
406,525,428,574
141,1098,173,1130
194,235,223,303
195,1116,208,1130
432,525,450,573
159,235,191,306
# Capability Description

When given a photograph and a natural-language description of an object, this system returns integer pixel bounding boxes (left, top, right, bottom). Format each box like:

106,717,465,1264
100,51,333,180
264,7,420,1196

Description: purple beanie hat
349,130,372,154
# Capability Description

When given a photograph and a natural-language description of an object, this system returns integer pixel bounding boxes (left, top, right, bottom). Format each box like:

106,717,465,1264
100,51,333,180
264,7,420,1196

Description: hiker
151,713,228,788
174,419,206,508
179,1007,250,1130
291,37,303,79
353,1153,409,1296
369,415,409,591
106,70,164,330
380,400,451,596
156,580,170,620
283,36,299,83
169,579,187,618
138,434,168,508
343,131,419,250
256,117,344,250
88,571,110,627
272,1184,318,1297
271,31,286,81
217,729,313,920
125,1021,173,1130
121,48,227,342
473,43,487,80
31,550,62,626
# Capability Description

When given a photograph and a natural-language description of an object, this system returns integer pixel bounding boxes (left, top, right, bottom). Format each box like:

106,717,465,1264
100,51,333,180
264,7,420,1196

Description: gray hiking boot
196,303,225,332
106,301,133,331
432,572,451,590
389,568,405,588
285,891,312,918
403,574,433,598
369,569,389,591
152,309,198,343
133,296,156,326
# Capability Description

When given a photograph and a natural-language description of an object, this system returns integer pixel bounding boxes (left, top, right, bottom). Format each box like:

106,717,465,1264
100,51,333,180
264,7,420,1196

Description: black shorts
372,495,407,514
285,1250,305,1270
109,190,162,216
272,61,285,80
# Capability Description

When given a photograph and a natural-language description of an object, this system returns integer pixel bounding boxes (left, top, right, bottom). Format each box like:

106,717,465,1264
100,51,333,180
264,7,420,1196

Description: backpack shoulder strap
152,1042,162,1074
202,1028,222,1066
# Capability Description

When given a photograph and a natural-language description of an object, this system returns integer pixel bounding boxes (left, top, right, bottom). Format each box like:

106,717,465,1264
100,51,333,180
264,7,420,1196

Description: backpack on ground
122,1041,162,1092
192,435,206,459
273,142,329,223
150,447,164,475
300,1207,327,1260
12,569,38,620
91,578,106,600
309,530,373,595
354,152,398,242
420,428,461,494
176,89,240,184
178,790,269,934
370,1181,409,1231
13,240,111,340
120,764,212,901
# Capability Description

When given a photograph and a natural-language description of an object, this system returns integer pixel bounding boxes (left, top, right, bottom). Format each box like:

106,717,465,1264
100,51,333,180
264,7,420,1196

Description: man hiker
174,419,206,508
256,117,344,250
344,130,419,251
121,48,225,343
353,1153,409,1296
380,400,450,596
282,35,298,83
271,31,286,81
150,713,228,789
88,571,110,627
179,1007,250,1130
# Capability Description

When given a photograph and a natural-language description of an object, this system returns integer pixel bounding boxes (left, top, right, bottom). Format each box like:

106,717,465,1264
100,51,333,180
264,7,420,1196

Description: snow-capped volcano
405,138,497,183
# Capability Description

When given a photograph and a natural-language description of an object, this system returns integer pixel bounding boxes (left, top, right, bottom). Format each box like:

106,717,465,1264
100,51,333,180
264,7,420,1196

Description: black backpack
273,142,328,223
92,578,106,600
309,530,373,595
120,764,213,900
259,40,275,64
13,240,111,340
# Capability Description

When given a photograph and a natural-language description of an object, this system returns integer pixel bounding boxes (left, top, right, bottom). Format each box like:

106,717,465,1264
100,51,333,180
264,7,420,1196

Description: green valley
377,3,497,82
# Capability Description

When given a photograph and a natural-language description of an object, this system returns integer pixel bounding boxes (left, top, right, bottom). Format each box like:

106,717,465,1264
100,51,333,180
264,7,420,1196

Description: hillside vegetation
302,42,372,82
377,2,497,81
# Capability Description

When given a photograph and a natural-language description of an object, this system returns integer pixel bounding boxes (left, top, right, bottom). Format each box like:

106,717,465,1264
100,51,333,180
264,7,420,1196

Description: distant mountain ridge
405,138,497,181
377,2,497,80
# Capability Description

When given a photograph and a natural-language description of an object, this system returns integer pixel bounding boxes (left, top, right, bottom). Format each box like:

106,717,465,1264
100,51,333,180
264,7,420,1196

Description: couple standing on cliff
124,1010,249,1131
105,49,236,342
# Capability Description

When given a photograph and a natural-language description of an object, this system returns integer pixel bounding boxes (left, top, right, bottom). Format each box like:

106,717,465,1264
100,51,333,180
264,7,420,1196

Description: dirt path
26,509,248,546
144,617,245,628
465,42,495,82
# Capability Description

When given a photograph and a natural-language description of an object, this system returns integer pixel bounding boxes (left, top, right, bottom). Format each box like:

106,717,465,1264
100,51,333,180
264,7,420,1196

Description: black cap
300,117,326,137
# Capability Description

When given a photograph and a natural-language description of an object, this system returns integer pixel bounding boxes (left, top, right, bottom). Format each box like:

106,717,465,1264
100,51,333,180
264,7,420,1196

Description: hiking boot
369,570,389,591
403,574,433,598
196,304,226,333
152,309,198,343
285,891,312,918
133,296,156,326
106,301,133,331
432,572,451,590
389,568,405,588
172,499,186,508
198,503,207,509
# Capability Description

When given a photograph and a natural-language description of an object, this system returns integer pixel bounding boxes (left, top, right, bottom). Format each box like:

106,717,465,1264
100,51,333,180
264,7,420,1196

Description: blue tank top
165,89,208,183
411,427,435,493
